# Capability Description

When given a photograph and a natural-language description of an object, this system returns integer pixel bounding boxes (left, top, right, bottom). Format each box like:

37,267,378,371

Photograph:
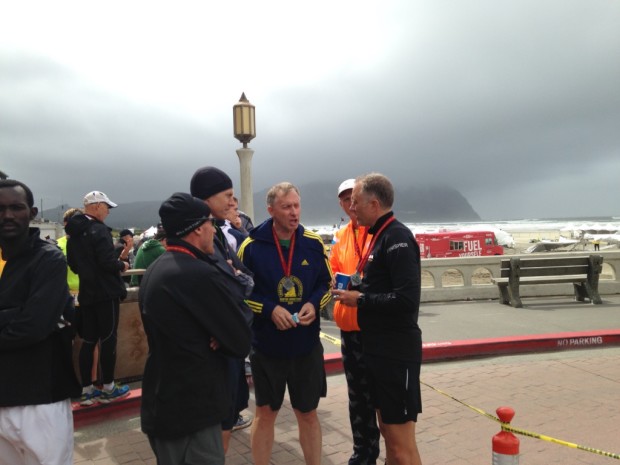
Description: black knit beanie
159,193,211,238
190,166,233,200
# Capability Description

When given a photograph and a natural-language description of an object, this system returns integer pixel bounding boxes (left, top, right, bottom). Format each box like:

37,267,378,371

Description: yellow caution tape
501,423,620,459
320,332,342,346
323,332,620,459
422,381,620,460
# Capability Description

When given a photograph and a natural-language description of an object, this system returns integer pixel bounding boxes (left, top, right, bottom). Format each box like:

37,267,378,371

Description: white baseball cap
337,179,355,197
83,191,118,208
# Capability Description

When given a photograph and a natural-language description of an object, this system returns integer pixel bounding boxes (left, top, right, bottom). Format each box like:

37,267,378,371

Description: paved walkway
73,295,620,464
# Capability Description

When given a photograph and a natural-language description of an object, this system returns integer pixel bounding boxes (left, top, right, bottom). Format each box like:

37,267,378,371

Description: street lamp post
233,92,256,221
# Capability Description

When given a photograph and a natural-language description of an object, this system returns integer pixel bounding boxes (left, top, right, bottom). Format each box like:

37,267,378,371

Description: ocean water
307,216,620,247
308,217,620,232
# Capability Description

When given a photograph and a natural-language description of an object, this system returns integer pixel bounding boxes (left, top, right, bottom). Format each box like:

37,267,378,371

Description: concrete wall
419,250,620,302
115,288,147,381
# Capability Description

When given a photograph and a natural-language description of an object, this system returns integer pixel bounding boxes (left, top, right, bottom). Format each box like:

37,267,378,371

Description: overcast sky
2,0,619,221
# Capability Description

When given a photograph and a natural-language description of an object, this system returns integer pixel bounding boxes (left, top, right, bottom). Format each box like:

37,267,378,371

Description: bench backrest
499,255,602,278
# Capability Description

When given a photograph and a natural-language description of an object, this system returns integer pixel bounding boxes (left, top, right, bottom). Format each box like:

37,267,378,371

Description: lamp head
233,92,256,147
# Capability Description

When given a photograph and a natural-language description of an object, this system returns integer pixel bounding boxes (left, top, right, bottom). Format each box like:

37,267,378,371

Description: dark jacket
212,225,254,305
357,212,423,363
65,213,127,305
139,239,252,439
0,228,81,406
239,211,254,233
238,219,332,358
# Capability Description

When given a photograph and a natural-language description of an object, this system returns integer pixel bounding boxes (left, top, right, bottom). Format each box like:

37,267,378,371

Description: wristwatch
357,293,366,307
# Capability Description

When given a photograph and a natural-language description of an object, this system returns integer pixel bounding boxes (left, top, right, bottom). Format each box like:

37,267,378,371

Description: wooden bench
492,255,603,308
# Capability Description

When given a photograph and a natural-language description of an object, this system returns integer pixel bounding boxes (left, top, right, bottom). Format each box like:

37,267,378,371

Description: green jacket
130,239,166,286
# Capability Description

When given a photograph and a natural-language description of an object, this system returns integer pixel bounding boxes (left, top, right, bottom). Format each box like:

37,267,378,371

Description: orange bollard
492,406,519,464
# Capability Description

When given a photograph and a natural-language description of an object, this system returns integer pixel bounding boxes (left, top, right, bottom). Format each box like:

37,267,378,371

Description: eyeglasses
183,217,217,226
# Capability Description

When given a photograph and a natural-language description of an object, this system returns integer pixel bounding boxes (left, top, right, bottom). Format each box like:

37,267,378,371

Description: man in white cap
333,174,423,465
329,179,378,465
66,190,130,406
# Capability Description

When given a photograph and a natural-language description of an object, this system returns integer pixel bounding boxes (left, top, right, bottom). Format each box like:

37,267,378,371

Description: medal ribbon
272,226,296,278
353,227,369,260
166,245,197,259
355,216,396,275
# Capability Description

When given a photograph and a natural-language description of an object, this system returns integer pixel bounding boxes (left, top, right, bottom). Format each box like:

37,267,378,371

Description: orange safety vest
329,221,371,331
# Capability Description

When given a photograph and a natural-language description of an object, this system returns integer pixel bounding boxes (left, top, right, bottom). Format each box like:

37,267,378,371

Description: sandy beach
318,220,619,288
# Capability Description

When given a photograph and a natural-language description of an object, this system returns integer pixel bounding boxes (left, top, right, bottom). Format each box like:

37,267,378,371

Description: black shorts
250,343,327,412
365,354,422,424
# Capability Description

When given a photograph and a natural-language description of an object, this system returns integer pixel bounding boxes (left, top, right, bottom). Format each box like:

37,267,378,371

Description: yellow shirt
0,248,5,278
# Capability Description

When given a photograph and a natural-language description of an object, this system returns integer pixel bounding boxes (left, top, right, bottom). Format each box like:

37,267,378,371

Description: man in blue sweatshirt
238,181,332,465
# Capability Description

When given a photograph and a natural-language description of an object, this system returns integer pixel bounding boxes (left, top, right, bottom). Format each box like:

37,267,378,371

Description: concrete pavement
73,295,620,464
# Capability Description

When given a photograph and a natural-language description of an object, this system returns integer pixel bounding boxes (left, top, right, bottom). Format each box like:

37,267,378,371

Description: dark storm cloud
1,53,240,208
2,0,620,220
252,0,620,218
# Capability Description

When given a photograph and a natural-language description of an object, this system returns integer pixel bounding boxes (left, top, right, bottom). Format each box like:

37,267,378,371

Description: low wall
114,289,148,381
419,250,620,302
103,251,619,382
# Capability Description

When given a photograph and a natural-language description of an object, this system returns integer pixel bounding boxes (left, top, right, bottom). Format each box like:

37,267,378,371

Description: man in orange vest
329,179,378,465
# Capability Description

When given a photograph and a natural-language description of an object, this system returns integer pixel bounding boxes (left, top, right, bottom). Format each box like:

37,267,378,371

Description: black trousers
148,423,224,465
78,299,120,386
341,330,380,465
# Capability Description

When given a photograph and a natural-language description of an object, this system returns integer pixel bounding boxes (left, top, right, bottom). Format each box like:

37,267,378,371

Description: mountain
41,183,480,230
293,182,480,225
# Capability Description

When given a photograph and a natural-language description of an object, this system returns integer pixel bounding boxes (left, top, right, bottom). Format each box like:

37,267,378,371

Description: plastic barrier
492,407,519,464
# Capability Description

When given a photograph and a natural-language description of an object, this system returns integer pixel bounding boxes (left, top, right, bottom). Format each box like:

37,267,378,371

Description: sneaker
232,414,253,431
98,384,130,403
80,389,102,406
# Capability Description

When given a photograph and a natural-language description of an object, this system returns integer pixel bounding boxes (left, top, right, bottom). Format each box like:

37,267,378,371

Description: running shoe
98,384,130,403
232,414,253,431
79,389,102,406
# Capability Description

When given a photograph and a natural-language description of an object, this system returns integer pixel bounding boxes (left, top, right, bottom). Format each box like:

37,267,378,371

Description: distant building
30,220,64,240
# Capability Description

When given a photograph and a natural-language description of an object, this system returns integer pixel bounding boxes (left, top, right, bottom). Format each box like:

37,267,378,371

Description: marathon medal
350,272,362,286
272,225,297,294
282,277,294,291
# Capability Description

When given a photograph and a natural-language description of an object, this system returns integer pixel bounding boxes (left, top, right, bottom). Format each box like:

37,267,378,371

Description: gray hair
355,173,394,209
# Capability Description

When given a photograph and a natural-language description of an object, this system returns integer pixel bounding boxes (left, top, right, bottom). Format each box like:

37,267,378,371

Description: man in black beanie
190,166,255,449
139,193,252,465
190,166,234,201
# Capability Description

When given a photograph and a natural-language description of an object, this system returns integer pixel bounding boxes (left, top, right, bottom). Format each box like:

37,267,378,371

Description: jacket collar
1,227,41,261
368,211,394,235
250,218,304,244
166,238,216,264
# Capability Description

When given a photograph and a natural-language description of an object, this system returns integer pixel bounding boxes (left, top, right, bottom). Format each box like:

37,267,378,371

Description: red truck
415,230,504,258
